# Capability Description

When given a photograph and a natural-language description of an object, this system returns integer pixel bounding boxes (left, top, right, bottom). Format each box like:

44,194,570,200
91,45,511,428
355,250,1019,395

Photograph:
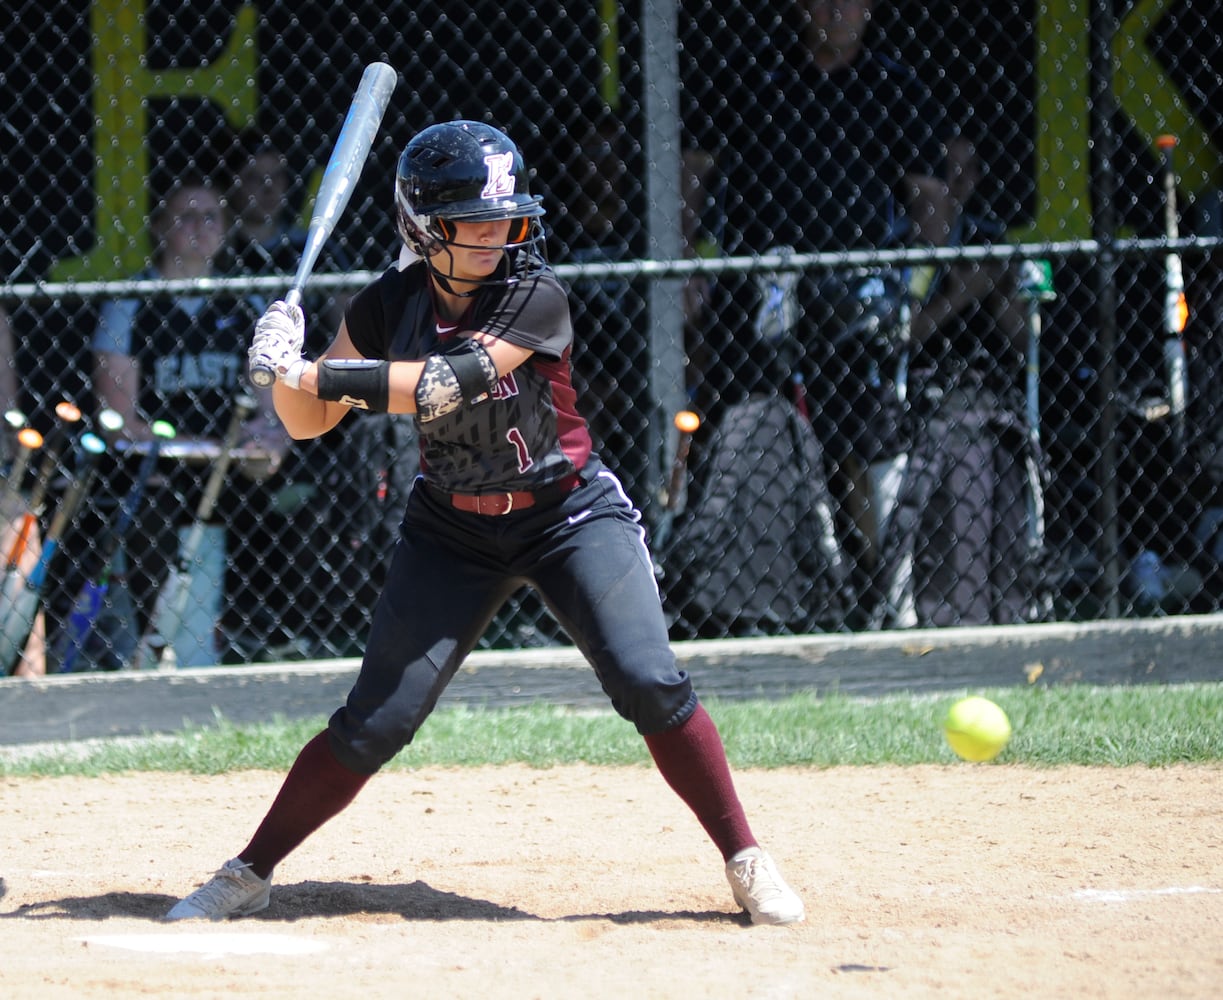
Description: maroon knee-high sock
643,702,757,861
239,730,371,879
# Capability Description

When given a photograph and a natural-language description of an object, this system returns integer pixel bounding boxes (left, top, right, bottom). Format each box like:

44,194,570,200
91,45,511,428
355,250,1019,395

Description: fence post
1090,0,1123,618
641,0,687,529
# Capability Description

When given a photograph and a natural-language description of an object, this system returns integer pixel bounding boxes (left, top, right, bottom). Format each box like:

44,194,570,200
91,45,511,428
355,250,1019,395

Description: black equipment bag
871,377,1057,628
664,393,853,636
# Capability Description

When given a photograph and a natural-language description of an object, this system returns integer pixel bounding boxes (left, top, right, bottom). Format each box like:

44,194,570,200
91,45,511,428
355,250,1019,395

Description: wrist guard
316,359,391,412
282,358,308,390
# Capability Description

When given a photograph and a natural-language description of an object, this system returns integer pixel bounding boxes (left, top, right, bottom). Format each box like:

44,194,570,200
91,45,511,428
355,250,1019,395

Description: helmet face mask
395,121,547,288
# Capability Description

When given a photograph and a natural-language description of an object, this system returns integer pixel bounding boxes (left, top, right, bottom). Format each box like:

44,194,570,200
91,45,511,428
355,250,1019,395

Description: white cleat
725,847,806,925
165,858,272,921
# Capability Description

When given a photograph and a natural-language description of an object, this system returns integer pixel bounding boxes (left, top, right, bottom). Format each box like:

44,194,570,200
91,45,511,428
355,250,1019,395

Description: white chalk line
1072,886,1221,904
78,932,329,957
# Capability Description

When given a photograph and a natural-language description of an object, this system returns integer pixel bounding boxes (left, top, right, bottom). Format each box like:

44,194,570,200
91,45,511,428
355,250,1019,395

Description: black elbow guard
415,340,499,422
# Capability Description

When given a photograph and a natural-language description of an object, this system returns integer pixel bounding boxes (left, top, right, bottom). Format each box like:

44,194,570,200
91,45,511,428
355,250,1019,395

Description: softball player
166,121,803,925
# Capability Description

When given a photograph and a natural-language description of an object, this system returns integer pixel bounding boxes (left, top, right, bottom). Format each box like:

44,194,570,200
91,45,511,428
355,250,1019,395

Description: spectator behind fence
222,129,351,329
871,129,1058,626
1118,184,1223,616
562,120,651,509
1,304,46,676
1193,193,1223,567
88,173,286,669
562,118,717,512
682,0,945,623
219,130,404,660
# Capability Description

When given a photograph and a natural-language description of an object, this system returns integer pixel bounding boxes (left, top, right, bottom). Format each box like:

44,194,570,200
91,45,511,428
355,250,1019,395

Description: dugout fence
3,1,1223,667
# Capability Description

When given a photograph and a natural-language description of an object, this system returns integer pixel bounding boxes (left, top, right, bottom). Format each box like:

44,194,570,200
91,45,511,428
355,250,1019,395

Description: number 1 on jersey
506,427,534,473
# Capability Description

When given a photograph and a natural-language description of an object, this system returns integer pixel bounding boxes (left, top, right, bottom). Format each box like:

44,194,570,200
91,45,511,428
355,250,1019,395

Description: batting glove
249,300,307,387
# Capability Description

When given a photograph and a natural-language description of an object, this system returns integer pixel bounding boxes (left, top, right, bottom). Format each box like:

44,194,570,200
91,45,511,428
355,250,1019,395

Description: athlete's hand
249,300,308,387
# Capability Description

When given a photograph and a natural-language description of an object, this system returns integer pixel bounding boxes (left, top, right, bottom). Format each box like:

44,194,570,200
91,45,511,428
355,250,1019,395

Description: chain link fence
3,0,1223,672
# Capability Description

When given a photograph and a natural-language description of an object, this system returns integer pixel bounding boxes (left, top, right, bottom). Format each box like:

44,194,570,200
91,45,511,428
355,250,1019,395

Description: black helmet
395,121,545,267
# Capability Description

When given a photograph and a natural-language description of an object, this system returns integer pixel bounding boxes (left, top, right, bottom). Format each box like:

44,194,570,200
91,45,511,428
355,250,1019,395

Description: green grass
3,684,1222,777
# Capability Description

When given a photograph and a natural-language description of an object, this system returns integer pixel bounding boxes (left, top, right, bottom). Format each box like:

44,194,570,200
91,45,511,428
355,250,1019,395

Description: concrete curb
2,615,1222,744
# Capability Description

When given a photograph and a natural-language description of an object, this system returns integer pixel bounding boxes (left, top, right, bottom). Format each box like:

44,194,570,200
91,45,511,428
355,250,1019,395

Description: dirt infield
1,764,1220,998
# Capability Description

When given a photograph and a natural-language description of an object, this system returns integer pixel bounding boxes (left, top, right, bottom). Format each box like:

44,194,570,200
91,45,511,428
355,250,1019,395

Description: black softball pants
327,466,697,773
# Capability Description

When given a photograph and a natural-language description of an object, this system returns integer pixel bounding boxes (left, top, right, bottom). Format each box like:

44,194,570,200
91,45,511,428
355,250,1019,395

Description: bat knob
248,364,276,388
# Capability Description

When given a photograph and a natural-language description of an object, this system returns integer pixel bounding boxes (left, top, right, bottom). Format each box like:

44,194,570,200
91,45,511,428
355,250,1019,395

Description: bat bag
870,373,1059,628
662,392,854,636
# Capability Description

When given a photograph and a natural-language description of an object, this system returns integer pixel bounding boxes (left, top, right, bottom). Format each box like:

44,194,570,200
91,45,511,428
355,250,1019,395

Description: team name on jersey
491,371,519,401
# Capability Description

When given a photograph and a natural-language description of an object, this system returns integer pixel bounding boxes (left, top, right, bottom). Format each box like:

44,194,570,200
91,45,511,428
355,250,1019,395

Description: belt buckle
479,492,513,515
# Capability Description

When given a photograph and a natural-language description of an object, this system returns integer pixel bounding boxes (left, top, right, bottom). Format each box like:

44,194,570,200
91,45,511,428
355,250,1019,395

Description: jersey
93,270,257,438
344,262,593,494
93,275,258,519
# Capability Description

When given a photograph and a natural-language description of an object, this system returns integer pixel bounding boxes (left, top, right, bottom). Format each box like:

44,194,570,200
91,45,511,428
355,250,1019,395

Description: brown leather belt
441,472,582,516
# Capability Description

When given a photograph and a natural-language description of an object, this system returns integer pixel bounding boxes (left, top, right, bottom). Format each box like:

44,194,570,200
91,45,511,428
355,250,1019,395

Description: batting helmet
395,121,546,269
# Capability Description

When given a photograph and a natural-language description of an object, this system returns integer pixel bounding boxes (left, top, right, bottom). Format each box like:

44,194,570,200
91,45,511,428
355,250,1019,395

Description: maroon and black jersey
344,262,593,493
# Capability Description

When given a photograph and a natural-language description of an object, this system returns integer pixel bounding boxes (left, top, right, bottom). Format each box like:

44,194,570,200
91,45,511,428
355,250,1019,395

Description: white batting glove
257,300,305,352
249,300,307,386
